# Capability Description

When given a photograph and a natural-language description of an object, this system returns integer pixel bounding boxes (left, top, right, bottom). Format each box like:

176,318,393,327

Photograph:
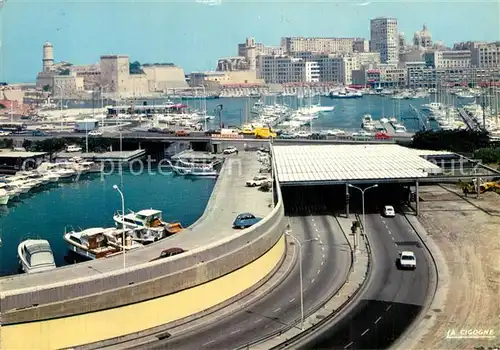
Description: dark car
32,130,49,137
149,248,186,262
148,127,162,133
232,213,262,229
160,128,174,135
205,129,220,136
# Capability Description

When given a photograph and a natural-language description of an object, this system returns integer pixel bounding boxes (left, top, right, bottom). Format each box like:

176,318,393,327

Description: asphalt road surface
295,213,430,350
136,215,351,350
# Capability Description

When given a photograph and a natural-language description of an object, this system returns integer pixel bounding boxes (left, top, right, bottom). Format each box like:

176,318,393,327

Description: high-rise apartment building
370,17,399,64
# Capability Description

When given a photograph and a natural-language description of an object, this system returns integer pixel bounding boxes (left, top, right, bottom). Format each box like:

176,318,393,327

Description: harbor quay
0,150,287,349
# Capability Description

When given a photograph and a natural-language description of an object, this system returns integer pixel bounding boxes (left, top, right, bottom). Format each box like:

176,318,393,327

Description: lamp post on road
348,184,378,253
113,184,126,269
285,229,318,330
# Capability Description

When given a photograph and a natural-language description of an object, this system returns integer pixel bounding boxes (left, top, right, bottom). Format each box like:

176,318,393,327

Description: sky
0,0,499,83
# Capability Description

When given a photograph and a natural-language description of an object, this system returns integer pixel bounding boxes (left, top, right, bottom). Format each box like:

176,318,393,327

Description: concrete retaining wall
0,158,286,324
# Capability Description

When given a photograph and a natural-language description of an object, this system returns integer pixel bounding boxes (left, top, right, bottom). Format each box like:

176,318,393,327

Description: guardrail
264,213,372,349
0,158,286,324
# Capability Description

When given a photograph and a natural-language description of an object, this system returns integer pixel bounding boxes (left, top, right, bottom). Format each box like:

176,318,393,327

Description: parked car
31,129,49,137
383,205,396,217
175,129,191,136
223,146,238,154
295,130,312,138
246,175,270,187
160,128,174,135
149,248,186,262
148,127,162,133
279,132,296,139
375,131,392,140
88,130,103,136
233,213,262,229
397,251,417,270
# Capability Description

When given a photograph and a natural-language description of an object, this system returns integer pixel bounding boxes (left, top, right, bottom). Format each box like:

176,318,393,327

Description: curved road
292,212,430,349
132,215,351,349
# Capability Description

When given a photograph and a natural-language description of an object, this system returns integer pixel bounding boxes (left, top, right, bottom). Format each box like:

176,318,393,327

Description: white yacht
113,209,183,243
63,227,143,260
421,102,443,112
37,162,77,179
0,183,22,200
393,123,407,133
361,114,376,131
17,239,56,273
0,187,9,205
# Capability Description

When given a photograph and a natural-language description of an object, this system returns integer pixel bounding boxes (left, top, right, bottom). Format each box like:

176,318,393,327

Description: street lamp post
284,230,318,330
348,184,378,252
113,184,126,269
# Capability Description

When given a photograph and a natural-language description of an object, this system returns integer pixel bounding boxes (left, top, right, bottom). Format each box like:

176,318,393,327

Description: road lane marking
391,236,395,240
394,243,398,247
321,261,324,266
203,340,216,346
387,230,392,235
317,270,321,275
375,316,382,324
230,329,241,335
344,341,354,348
313,222,317,227
289,298,295,303
254,319,262,324
322,254,325,258
321,246,325,251
361,329,370,336
311,278,315,284
319,240,323,244
386,305,392,311
274,307,281,313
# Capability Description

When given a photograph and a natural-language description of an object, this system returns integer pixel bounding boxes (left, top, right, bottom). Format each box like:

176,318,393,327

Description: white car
383,205,396,217
398,251,417,270
66,145,82,152
89,130,103,136
223,147,238,154
246,176,270,187
294,131,312,138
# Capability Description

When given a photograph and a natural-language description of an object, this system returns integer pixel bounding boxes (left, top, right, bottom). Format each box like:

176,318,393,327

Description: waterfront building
352,65,406,87
424,50,472,69
370,17,399,64
52,73,85,98
413,24,433,49
189,70,263,89
257,55,319,84
471,42,500,68
281,37,367,54
68,64,101,91
406,66,498,88
99,55,187,97
453,41,486,51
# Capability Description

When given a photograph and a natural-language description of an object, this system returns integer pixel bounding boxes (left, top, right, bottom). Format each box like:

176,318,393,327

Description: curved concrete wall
0,158,286,324
0,236,286,350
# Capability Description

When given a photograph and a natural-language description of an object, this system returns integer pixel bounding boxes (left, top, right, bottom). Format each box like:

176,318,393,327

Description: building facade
370,17,399,64
352,65,406,87
406,66,499,88
424,50,472,68
281,37,366,54
52,74,85,97
257,55,320,84
471,42,500,68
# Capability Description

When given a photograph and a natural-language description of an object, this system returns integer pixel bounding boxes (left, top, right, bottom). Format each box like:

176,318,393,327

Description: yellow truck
254,127,277,139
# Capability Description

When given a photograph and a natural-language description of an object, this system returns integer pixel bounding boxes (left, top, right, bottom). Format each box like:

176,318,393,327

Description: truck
255,127,276,139
74,119,99,132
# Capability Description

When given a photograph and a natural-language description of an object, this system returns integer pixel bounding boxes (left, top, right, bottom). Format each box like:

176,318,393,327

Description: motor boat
167,160,218,177
361,114,376,131
63,227,143,260
113,209,183,243
0,187,9,205
17,239,56,273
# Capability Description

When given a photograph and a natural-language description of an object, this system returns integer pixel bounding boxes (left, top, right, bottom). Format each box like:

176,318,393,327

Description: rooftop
272,144,454,185
0,151,48,159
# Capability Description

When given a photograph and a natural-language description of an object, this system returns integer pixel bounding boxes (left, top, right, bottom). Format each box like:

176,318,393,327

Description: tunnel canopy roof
272,144,455,186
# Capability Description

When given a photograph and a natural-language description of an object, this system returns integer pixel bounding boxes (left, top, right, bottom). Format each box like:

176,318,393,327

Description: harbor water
0,169,215,276
73,95,454,132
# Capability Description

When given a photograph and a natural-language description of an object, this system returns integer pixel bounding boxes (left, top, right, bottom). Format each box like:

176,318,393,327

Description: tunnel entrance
281,183,413,216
